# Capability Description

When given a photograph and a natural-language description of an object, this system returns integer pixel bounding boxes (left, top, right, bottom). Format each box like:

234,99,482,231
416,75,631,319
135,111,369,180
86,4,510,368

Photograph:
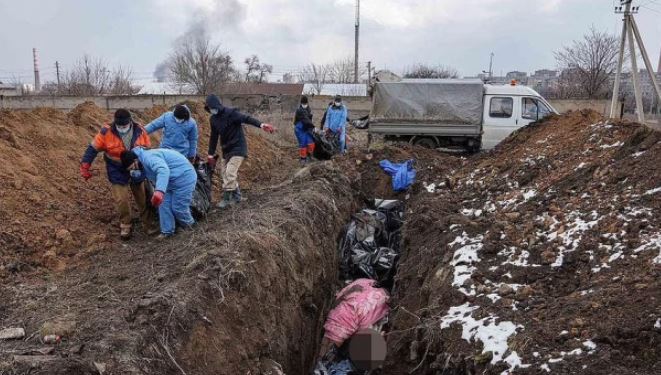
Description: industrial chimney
657,44,661,73
33,48,41,92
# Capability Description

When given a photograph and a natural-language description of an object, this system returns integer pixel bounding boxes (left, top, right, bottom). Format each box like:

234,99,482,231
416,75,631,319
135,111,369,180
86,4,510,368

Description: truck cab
481,84,557,149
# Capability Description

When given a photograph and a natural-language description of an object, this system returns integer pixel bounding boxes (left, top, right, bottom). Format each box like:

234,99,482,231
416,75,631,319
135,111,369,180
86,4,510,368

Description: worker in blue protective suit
121,148,197,239
145,104,199,161
324,95,348,154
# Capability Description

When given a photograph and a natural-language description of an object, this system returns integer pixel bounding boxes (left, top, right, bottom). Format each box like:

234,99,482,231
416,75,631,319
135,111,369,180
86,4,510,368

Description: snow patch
440,303,524,369
644,187,661,196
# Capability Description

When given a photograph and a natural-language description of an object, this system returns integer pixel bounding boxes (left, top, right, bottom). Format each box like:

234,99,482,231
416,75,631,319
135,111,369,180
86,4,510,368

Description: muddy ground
385,110,661,374
1,104,659,374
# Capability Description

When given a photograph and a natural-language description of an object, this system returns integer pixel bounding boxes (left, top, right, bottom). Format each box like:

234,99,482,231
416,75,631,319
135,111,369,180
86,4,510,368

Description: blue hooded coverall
324,104,348,153
133,148,197,235
145,110,199,159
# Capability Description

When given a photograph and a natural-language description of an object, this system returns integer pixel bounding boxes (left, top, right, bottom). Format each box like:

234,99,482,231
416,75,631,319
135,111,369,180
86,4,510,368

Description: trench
307,198,405,374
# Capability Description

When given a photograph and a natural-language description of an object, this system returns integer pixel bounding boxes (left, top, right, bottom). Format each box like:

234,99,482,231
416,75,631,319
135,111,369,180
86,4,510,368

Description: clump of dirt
385,110,661,374
0,162,361,375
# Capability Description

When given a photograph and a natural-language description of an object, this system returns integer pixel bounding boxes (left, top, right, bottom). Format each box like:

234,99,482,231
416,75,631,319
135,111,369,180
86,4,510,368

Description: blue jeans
159,169,197,235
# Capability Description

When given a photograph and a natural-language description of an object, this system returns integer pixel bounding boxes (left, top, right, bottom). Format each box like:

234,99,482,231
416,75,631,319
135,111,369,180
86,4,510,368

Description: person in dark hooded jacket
205,94,276,208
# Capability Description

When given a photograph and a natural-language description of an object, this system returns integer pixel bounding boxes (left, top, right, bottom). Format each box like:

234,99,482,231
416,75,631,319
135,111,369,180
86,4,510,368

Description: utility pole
55,61,61,88
610,1,661,121
354,0,360,84
32,48,41,93
367,61,372,85
488,52,494,80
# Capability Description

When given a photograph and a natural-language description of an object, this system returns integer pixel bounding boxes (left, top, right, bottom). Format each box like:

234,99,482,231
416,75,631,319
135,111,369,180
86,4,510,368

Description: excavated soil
2,105,660,375
0,102,295,277
384,110,661,374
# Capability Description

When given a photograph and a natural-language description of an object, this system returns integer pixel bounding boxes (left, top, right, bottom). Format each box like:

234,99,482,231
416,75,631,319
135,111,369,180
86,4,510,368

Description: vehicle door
481,95,519,149
520,97,553,126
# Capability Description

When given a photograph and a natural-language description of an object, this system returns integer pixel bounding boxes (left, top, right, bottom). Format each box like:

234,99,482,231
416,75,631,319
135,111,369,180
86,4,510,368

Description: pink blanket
323,279,390,346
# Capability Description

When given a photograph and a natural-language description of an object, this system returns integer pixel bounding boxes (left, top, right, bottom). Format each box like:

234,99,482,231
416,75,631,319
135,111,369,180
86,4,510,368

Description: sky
0,0,660,84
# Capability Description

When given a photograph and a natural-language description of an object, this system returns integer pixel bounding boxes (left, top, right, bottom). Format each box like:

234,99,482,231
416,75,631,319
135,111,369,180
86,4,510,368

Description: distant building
506,71,528,84
529,70,558,96
610,69,661,112
0,82,24,96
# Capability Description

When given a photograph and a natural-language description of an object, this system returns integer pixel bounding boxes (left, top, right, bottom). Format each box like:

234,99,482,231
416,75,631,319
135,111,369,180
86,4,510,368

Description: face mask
210,109,219,115
175,118,185,124
117,124,131,133
301,104,308,109
130,169,143,180
334,102,341,107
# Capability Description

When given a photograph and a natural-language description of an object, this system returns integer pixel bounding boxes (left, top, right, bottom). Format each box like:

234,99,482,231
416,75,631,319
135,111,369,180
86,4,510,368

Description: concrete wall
548,99,618,116
0,94,373,117
1,94,613,118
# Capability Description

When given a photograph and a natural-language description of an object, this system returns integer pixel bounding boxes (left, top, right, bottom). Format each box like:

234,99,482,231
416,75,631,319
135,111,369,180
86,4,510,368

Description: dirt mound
0,163,361,374
0,102,295,277
385,110,661,374
0,105,116,275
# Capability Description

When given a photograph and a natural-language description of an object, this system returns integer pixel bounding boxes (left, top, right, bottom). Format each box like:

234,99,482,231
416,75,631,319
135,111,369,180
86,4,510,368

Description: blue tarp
379,159,416,192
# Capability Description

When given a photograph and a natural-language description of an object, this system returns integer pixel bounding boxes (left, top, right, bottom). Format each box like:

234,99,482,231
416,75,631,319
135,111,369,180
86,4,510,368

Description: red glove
151,191,165,207
80,163,93,181
207,155,217,169
260,123,275,134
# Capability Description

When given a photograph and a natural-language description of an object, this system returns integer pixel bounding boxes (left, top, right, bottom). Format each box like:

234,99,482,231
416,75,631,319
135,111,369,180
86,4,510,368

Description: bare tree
243,55,273,83
328,57,364,83
54,55,140,95
166,31,236,94
554,27,621,99
403,64,459,79
299,63,329,94
108,66,141,95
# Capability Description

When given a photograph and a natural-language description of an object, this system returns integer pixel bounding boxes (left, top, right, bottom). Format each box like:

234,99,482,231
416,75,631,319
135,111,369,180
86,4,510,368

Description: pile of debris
386,110,661,374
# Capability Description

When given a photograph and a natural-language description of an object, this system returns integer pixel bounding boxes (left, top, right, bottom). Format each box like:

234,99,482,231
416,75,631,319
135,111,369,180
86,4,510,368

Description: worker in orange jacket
79,109,156,240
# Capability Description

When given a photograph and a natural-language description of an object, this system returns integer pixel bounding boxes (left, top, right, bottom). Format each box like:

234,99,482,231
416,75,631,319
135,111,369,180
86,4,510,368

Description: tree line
32,26,648,109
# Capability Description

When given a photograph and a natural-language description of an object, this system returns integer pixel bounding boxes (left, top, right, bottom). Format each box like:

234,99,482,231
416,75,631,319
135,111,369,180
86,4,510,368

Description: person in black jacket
205,94,275,209
294,96,315,165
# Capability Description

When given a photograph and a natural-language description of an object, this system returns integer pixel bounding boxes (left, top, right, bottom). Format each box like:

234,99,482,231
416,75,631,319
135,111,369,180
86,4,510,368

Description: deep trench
307,198,405,374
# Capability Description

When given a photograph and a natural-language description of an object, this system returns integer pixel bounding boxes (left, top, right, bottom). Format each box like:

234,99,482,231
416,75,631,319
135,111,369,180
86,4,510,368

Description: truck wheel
412,137,438,149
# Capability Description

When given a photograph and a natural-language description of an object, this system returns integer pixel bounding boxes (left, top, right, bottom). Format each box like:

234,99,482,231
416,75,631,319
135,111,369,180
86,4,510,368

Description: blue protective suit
134,148,197,235
324,104,348,153
145,110,199,159
379,159,416,192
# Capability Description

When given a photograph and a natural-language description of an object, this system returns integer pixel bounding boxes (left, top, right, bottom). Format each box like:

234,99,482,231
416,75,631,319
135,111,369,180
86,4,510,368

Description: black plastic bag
313,131,340,160
191,160,214,220
339,201,404,285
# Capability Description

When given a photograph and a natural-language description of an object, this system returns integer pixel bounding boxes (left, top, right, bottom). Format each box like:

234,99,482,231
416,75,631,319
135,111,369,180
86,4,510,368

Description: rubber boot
232,188,242,205
217,191,233,209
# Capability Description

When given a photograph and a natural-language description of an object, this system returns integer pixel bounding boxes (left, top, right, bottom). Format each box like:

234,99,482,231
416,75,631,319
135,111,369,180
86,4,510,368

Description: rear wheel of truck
411,136,438,149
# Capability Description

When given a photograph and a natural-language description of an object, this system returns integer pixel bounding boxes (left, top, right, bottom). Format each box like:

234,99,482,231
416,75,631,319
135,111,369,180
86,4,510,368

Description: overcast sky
0,0,660,83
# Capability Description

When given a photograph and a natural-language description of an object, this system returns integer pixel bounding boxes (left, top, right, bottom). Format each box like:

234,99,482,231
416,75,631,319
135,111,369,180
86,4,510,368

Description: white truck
367,79,558,151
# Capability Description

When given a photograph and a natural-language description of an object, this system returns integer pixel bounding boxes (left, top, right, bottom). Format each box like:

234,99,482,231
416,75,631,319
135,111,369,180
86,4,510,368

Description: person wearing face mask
145,104,199,161
324,95,349,154
204,94,276,209
294,95,315,165
121,148,197,239
80,109,156,240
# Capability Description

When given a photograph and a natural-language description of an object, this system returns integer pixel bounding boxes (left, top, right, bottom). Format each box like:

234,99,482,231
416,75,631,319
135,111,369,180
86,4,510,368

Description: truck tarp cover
370,81,484,125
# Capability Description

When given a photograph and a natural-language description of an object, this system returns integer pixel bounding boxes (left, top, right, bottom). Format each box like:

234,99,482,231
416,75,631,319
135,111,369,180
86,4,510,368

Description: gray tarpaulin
370,80,484,125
